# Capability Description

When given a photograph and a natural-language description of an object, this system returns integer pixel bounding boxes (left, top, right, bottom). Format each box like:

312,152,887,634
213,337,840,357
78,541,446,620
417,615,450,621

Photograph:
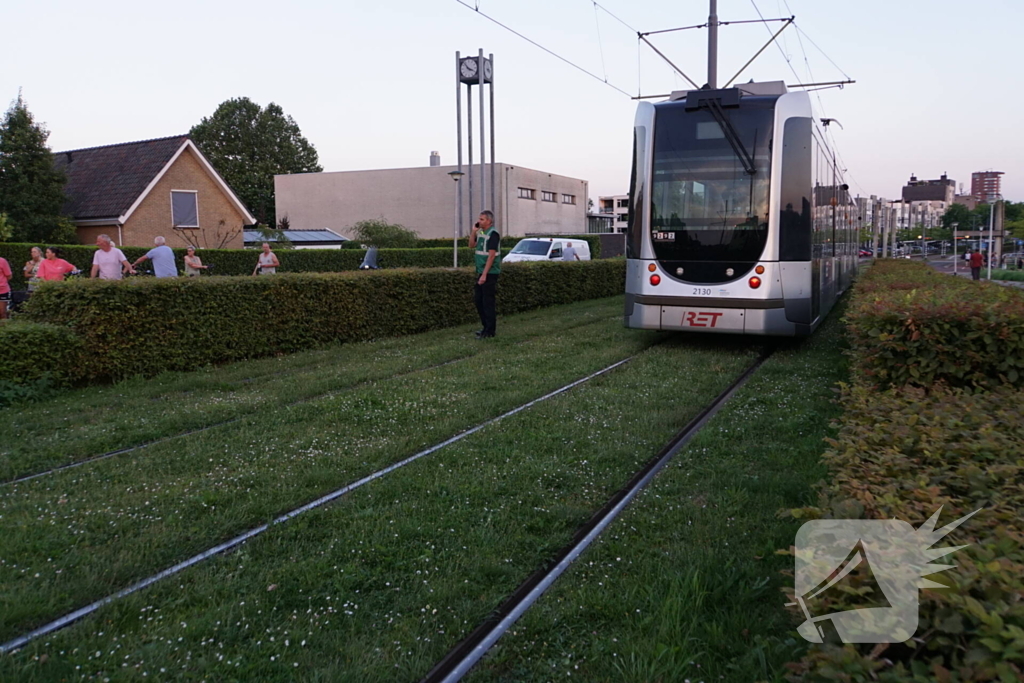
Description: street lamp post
987,195,1000,280
952,223,958,276
448,171,465,268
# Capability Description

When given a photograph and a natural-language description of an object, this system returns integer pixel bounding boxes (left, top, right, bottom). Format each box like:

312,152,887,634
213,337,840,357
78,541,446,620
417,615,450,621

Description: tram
623,82,857,336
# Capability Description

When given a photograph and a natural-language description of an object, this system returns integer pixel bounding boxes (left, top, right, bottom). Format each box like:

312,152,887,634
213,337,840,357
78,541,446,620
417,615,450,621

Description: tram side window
779,118,812,261
626,126,646,260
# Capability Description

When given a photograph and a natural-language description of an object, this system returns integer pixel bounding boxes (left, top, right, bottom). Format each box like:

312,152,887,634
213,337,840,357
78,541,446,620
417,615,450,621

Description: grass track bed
1,300,622,482
0,337,759,681
466,306,849,683
0,302,657,642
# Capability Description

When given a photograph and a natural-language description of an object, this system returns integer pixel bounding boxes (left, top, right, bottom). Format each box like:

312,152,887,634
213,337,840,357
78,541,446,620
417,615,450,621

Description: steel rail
0,354,640,655
420,350,772,683
1,355,472,487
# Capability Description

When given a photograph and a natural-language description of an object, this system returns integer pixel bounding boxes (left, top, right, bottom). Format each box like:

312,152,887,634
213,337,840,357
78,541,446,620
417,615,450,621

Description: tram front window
650,100,774,283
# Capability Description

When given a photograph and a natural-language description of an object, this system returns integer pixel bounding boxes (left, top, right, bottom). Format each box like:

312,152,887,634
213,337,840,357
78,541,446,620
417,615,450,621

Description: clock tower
454,50,496,241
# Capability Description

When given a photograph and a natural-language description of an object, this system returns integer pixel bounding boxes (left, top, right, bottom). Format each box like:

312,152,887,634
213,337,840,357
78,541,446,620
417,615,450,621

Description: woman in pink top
0,255,12,319
36,247,78,282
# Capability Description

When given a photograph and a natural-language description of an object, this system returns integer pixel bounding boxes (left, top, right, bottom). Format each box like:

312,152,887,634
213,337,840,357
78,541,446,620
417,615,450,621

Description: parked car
859,249,872,257
503,238,592,263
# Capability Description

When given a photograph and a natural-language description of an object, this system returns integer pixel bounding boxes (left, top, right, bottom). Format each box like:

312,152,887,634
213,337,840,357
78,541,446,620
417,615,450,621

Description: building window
171,190,199,228
518,187,535,200
541,191,556,202
617,198,629,208
562,194,576,205
617,213,628,222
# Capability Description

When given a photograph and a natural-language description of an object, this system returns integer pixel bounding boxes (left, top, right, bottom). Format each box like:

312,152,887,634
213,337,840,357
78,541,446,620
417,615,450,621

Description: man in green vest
469,210,502,339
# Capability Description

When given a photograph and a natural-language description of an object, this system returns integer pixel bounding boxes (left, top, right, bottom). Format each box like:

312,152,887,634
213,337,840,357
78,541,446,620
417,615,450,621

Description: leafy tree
350,218,418,248
0,94,71,243
190,97,322,225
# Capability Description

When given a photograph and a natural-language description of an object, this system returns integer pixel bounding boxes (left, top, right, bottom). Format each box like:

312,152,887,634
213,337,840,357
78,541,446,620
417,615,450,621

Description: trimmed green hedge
844,260,1024,388
784,384,1024,682
16,260,625,382
0,321,84,385
0,243,493,289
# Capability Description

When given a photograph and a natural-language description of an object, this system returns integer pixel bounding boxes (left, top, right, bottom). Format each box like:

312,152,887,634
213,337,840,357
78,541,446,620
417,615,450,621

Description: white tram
623,82,857,336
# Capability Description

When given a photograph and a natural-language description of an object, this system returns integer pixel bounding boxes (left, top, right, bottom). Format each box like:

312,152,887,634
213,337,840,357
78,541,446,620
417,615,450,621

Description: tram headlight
748,276,762,289
676,267,684,276
650,274,661,286
725,268,734,277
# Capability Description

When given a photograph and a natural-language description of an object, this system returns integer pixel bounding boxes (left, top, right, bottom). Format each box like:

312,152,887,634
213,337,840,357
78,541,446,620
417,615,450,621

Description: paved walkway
924,256,1024,288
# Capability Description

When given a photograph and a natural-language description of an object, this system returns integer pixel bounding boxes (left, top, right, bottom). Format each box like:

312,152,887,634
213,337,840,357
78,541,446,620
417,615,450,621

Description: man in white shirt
133,236,178,278
91,234,135,279
562,241,580,261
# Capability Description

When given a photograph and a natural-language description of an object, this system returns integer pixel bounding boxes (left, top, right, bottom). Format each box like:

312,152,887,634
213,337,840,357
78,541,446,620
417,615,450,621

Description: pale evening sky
3,0,1022,205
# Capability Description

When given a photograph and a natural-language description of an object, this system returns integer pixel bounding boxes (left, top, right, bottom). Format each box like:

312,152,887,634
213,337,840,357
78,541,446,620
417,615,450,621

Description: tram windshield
650,100,774,273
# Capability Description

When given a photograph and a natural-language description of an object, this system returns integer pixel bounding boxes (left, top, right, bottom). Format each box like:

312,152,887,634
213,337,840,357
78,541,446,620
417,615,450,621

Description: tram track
420,348,772,683
0,352,644,655
1,354,473,487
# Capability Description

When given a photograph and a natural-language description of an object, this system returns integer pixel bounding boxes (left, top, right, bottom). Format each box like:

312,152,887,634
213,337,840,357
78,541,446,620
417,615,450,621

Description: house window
518,187,535,200
171,190,199,228
562,194,576,205
541,191,556,202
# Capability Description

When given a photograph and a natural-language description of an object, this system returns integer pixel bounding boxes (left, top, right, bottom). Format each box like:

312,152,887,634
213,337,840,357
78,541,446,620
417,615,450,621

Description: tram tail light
748,276,762,289
650,274,661,286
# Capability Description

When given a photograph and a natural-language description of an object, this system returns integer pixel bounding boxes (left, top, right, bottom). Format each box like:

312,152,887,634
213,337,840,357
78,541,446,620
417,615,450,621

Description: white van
503,238,592,263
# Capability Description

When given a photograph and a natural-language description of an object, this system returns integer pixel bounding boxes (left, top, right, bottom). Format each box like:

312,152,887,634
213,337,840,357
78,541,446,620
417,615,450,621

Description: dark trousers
971,266,981,281
474,274,499,335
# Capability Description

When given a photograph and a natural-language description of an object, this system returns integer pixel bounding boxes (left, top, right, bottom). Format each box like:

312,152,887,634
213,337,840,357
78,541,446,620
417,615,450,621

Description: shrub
0,321,83,386
350,218,419,249
0,243,493,289
783,383,1024,682
21,260,626,381
844,260,1024,388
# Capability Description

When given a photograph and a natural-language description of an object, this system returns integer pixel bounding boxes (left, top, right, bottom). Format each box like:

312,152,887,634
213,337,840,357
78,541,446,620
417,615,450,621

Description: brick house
54,135,255,248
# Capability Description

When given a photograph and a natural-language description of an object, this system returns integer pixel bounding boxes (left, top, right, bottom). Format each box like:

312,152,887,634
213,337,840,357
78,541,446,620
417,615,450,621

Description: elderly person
23,246,44,291
253,242,279,275
183,246,209,276
91,234,134,279
133,236,177,278
37,247,78,281
0,253,11,319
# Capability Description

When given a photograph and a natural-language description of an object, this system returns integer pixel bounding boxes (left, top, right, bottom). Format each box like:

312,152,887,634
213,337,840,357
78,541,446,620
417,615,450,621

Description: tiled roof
53,135,190,220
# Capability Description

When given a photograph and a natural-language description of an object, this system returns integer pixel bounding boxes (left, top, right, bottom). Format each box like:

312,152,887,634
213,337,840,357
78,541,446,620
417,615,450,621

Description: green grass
0,297,620,482
0,299,665,642
990,268,1024,282
0,330,762,681
466,304,850,683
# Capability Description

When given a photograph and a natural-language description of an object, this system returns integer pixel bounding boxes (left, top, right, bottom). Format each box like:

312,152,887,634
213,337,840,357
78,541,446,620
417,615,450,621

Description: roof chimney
429,151,440,167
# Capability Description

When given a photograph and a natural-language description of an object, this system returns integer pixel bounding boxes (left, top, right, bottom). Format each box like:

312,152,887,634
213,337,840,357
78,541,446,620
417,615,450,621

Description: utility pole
708,0,718,88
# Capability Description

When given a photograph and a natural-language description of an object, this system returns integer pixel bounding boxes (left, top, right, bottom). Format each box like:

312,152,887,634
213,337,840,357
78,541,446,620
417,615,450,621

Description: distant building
971,171,1004,204
53,135,254,248
275,164,588,239
243,228,349,249
597,195,629,233
901,173,955,204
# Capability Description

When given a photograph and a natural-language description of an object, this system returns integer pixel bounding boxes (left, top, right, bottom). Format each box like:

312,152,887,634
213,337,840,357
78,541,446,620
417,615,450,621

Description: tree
190,97,322,225
175,218,243,250
0,93,72,243
350,218,418,248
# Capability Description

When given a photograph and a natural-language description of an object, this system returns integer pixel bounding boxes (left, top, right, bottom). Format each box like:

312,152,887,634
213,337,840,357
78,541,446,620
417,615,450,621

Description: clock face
460,59,478,79
483,59,492,81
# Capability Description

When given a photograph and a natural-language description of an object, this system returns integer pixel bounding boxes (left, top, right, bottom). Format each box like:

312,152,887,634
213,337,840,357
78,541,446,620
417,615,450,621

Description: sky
4,0,1022,204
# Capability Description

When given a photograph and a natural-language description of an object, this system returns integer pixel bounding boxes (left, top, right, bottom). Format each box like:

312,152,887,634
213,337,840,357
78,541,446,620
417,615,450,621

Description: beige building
55,136,254,249
275,163,589,239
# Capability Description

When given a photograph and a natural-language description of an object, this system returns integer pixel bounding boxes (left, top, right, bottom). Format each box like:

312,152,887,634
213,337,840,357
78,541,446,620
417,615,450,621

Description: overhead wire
453,0,633,97
591,2,609,84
